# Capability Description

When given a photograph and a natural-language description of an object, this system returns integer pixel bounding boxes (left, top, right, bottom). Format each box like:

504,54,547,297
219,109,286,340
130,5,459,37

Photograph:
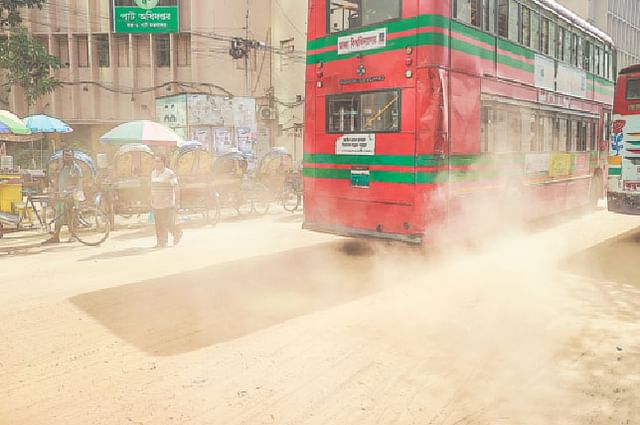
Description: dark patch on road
566,226,640,288
70,241,388,356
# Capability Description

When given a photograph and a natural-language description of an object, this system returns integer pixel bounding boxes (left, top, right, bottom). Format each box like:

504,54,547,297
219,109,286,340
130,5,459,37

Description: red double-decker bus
608,64,640,214
304,0,615,243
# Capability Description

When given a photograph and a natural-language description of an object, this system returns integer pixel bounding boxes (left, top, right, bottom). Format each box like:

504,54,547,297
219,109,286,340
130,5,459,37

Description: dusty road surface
1,209,639,425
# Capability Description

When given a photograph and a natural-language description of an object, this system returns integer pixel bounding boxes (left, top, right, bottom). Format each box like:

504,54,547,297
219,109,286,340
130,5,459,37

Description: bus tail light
405,57,413,66
405,70,413,79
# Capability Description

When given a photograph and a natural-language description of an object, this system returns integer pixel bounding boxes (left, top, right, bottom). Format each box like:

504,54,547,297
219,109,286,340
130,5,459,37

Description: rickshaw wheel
252,184,271,215
282,184,300,212
235,191,253,216
204,195,221,225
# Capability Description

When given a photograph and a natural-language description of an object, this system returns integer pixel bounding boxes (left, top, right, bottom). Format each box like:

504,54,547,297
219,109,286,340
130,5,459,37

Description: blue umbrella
24,115,73,133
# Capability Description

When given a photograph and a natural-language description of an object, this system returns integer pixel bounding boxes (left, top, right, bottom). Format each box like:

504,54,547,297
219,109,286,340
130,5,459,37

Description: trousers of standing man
153,208,180,247
151,165,183,248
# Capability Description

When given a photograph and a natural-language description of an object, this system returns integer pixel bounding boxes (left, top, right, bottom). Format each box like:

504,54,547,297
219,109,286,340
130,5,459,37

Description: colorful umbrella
0,110,31,135
24,115,73,133
100,120,183,147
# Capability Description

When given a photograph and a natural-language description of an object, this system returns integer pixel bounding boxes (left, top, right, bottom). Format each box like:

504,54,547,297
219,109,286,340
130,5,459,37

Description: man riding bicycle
43,148,85,245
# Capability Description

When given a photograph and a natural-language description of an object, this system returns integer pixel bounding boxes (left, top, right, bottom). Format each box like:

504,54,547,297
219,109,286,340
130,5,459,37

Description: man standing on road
151,154,182,248
43,148,85,245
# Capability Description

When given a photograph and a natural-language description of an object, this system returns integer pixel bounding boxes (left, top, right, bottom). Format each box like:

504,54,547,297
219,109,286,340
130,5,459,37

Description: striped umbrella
100,120,183,147
0,110,31,135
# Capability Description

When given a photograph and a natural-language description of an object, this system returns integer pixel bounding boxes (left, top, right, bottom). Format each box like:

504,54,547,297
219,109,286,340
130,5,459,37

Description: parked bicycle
47,191,111,246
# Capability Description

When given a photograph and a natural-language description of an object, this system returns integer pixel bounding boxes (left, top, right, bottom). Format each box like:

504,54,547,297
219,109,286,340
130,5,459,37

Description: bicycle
48,192,111,246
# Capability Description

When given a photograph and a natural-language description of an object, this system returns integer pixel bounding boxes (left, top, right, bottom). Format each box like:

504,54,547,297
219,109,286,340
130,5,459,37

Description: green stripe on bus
497,38,535,60
451,21,495,46
609,168,622,176
304,153,417,167
304,167,351,180
304,166,446,185
307,14,449,51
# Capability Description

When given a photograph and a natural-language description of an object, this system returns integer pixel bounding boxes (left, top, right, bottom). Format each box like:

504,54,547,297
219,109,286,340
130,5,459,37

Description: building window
115,35,129,67
328,0,401,33
76,35,89,68
155,34,170,67
135,35,150,66
327,89,400,134
497,0,508,37
508,0,519,42
177,34,190,67
95,34,110,68
54,35,69,68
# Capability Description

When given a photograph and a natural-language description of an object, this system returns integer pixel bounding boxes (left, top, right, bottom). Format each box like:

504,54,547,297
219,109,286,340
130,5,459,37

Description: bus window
483,0,496,33
327,90,400,133
589,122,596,151
564,29,572,63
531,11,540,51
548,21,556,58
626,79,640,100
521,7,531,47
497,0,508,37
328,0,401,33
558,118,568,151
603,111,611,141
508,0,519,42
454,0,481,27
541,18,549,54
541,116,553,152
570,120,579,151
578,121,587,151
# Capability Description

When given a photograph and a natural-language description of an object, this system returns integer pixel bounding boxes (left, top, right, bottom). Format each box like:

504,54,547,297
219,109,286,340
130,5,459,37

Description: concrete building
560,0,640,71
6,0,308,160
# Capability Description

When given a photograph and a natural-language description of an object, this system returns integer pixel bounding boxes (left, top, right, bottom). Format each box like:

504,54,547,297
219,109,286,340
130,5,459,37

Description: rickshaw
211,149,252,215
171,141,219,223
109,143,154,219
254,147,301,213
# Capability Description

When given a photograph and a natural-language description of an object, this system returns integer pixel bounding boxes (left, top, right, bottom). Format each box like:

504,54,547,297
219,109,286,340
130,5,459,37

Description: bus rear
609,64,640,214
304,0,448,243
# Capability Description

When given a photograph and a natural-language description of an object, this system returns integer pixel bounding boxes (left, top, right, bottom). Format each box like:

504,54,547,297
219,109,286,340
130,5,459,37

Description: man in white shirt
151,154,182,248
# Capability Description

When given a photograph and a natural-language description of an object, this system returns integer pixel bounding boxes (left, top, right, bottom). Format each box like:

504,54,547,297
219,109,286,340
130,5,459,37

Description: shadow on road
70,240,403,357
79,246,157,261
565,225,640,288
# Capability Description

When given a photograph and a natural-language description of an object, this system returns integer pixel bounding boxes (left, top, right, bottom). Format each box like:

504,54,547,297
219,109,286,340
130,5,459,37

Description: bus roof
620,64,640,75
535,0,613,45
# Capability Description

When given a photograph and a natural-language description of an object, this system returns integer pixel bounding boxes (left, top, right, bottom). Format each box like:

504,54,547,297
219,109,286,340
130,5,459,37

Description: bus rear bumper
303,221,424,245
607,192,640,215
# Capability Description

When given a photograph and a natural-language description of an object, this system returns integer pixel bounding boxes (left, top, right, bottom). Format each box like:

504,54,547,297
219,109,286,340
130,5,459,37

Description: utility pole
244,0,250,96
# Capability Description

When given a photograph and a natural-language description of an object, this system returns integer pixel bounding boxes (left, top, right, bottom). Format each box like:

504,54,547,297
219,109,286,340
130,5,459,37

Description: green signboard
113,0,179,33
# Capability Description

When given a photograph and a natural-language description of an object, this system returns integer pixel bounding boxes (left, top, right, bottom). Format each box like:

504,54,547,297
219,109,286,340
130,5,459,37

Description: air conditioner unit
259,106,276,120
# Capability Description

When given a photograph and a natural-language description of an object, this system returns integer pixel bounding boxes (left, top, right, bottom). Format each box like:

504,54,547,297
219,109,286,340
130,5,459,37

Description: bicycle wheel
73,207,110,246
282,184,300,212
252,184,271,215
204,194,221,225
234,191,253,216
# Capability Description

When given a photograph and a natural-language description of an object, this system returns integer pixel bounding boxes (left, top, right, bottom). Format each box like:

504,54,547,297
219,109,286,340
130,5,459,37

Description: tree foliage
0,27,60,106
0,0,46,27
0,0,60,107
